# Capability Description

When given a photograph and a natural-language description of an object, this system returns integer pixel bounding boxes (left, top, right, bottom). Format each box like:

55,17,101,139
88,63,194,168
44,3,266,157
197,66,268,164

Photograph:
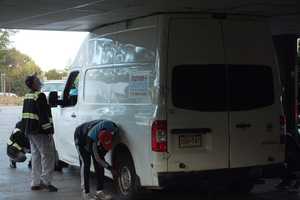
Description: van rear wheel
114,151,140,200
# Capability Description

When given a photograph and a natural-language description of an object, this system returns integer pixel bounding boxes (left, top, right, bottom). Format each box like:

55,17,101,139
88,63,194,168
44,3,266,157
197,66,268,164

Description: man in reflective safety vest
22,74,58,192
7,120,30,168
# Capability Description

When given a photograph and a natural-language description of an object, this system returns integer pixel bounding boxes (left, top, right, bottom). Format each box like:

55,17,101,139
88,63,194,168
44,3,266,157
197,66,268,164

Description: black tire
228,181,254,194
54,150,69,172
27,160,31,169
114,151,140,200
54,161,63,172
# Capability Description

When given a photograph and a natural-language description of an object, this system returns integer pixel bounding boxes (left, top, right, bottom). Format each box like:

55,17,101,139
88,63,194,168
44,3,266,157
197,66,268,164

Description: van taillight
151,120,167,152
280,115,286,144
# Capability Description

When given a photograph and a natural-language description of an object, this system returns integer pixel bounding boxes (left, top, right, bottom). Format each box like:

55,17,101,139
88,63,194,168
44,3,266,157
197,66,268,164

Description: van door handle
171,128,212,135
71,113,77,118
236,123,251,129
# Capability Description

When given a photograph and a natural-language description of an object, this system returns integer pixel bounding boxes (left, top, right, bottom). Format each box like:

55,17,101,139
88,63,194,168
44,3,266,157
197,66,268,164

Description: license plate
179,135,202,148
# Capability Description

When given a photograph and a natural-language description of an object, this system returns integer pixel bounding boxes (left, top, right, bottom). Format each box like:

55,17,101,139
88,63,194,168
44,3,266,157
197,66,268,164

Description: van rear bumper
157,163,284,188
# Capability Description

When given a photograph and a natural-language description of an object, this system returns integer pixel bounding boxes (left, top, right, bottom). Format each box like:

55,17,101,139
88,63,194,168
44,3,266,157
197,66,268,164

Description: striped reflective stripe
42,123,52,130
12,143,22,150
49,118,53,123
13,128,21,134
7,139,13,145
7,139,22,151
22,113,39,120
24,94,38,101
24,92,41,101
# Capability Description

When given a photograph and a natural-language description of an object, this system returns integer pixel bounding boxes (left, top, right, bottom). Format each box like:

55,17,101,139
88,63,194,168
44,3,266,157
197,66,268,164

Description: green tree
0,31,43,96
0,30,10,50
0,30,11,73
44,69,65,80
5,49,42,96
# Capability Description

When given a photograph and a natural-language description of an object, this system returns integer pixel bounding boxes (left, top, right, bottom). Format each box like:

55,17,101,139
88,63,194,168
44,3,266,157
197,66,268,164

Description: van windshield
42,82,65,92
172,65,274,111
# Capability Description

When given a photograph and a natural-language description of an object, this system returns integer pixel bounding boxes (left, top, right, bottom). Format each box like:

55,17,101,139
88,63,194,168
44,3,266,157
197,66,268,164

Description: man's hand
112,169,119,177
110,167,119,177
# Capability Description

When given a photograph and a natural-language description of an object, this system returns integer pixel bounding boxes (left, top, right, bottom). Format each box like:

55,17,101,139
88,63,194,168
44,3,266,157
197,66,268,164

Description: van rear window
172,65,274,111
172,65,227,111
229,65,274,111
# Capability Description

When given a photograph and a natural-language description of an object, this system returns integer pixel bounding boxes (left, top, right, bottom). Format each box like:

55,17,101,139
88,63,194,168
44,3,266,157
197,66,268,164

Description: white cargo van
49,13,285,198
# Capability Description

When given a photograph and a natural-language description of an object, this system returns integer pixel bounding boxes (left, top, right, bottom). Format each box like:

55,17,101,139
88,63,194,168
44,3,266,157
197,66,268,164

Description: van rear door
166,18,229,172
223,19,284,168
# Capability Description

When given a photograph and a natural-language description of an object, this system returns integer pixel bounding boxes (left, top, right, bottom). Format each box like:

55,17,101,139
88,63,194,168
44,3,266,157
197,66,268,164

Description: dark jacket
74,120,100,147
8,121,30,150
7,121,30,160
74,120,118,169
22,91,54,135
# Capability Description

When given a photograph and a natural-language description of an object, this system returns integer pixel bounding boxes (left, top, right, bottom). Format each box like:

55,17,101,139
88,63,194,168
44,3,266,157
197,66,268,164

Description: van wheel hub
119,166,132,193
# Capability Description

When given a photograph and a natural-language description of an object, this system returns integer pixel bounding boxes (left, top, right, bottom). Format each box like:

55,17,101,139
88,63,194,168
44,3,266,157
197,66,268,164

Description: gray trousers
28,134,55,186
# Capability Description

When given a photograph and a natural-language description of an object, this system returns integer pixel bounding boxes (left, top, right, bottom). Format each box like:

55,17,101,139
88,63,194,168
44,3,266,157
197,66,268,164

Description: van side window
87,29,156,66
172,65,227,111
63,71,80,107
84,66,154,104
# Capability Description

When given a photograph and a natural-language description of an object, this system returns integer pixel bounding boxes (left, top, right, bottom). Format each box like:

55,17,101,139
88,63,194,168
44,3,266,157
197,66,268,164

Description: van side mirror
49,91,58,107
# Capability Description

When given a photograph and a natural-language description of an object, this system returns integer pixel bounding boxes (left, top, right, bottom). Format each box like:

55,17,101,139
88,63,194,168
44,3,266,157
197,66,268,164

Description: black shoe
9,161,16,168
28,160,32,169
43,184,58,192
31,185,43,191
54,164,63,172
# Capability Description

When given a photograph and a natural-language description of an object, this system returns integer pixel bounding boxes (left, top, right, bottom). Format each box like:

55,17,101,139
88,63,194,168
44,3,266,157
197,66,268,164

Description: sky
11,30,88,71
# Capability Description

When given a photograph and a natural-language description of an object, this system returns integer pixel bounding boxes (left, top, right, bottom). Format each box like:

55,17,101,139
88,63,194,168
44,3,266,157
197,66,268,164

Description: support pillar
273,34,298,135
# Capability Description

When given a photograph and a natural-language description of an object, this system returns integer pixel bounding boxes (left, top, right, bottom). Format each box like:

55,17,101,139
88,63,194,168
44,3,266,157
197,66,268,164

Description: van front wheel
114,152,140,200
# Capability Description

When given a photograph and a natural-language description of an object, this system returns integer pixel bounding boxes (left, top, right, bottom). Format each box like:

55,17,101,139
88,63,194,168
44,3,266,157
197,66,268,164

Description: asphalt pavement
0,106,300,200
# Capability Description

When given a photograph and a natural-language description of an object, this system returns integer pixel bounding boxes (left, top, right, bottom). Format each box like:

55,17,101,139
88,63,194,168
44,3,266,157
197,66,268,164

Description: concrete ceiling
0,0,300,34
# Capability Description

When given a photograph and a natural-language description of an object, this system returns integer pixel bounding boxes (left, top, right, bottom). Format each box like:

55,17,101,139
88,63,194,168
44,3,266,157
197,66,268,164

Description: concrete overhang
0,0,299,34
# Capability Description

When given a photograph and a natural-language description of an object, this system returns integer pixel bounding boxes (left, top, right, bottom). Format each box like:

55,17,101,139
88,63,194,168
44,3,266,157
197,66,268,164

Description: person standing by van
74,120,117,200
22,74,57,192
276,132,300,191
